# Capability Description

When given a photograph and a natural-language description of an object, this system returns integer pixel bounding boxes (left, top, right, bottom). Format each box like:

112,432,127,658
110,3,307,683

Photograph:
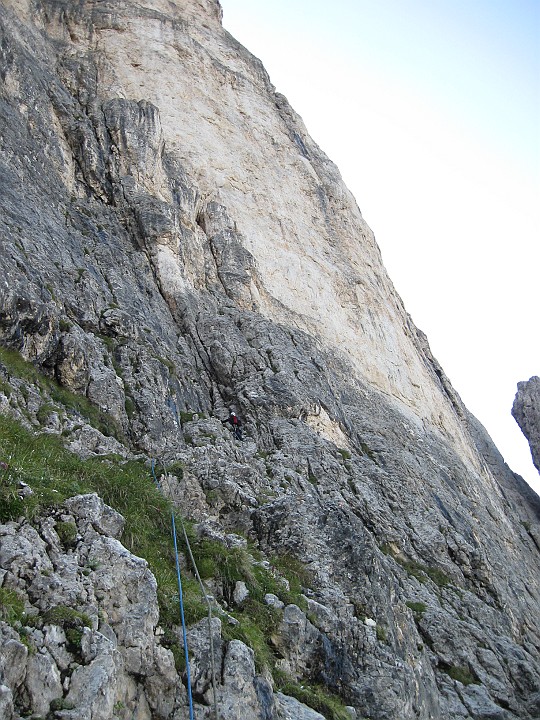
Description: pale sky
221,0,540,494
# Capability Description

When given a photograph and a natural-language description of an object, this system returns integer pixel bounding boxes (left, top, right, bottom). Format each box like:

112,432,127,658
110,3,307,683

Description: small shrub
352,600,369,621
222,609,276,673
55,520,78,548
359,440,377,461
397,559,427,583
50,698,76,711
337,448,351,461
396,557,451,588
425,567,450,587
182,578,208,626
270,553,313,599
204,489,218,505
0,346,41,383
406,601,427,616
124,396,136,418
0,378,12,397
0,587,26,625
205,543,254,604
65,627,84,648
156,356,176,375
162,626,186,672
179,411,196,424
441,663,479,686
376,625,387,642
0,466,25,522
18,626,35,655
167,462,184,480
36,403,57,425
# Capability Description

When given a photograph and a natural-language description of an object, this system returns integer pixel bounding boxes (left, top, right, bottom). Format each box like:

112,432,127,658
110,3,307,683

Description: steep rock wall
0,2,539,719
4,0,479,459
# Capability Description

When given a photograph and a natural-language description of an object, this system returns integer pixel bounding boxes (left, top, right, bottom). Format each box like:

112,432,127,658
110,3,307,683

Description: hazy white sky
221,0,540,493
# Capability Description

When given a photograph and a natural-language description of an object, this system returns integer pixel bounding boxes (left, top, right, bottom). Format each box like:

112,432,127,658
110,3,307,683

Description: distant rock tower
512,376,540,473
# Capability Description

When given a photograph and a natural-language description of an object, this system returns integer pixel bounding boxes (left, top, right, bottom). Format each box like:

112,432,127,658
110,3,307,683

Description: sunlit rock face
1,1,540,719
8,0,479,457
513,377,540,474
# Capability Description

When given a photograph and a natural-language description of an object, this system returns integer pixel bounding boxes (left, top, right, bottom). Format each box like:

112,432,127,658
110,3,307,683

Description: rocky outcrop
0,1,539,719
0,494,334,720
512,377,540,474
0,494,181,719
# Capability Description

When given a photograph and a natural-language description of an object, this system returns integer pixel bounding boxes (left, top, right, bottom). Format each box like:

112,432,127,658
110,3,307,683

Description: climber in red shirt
222,410,243,441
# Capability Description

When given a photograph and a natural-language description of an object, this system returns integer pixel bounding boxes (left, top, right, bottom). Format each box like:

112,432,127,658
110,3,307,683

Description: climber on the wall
222,410,243,441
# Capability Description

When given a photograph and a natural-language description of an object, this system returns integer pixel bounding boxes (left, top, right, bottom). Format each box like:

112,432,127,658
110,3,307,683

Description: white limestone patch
305,406,350,451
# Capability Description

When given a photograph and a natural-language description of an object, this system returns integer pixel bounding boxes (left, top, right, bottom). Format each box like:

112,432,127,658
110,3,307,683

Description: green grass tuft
406,601,427,616
276,678,353,720
441,663,479,686
222,604,279,673
55,520,78,548
179,411,195,424
0,587,26,625
395,556,451,588
41,605,92,628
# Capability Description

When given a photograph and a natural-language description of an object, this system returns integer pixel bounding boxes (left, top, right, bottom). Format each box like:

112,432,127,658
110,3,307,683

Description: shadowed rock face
513,377,540,475
0,2,540,719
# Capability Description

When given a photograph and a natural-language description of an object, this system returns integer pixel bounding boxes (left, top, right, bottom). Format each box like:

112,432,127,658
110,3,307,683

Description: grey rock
187,616,223,701
64,493,125,538
63,649,120,720
25,648,63,716
276,692,326,719
0,628,27,689
0,684,14,720
275,604,321,679
218,639,276,720
144,643,180,719
43,625,71,672
512,377,540,474
460,683,509,720
265,593,285,610
232,580,249,606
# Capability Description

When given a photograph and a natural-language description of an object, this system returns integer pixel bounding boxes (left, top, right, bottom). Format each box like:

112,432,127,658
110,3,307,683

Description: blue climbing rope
151,460,195,720
150,458,160,488
172,511,195,720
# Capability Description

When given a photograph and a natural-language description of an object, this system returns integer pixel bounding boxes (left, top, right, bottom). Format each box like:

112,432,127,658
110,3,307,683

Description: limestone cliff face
1,2,540,719
513,377,540,475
